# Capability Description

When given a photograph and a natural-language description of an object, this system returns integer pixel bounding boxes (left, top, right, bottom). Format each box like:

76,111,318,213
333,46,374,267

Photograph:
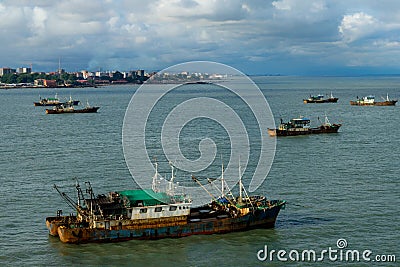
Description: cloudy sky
1,0,400,75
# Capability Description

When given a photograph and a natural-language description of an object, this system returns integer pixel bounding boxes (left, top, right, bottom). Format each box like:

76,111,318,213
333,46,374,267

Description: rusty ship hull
350,100,397,106
47,202,284,244
350,94,397,106
46,215,76,236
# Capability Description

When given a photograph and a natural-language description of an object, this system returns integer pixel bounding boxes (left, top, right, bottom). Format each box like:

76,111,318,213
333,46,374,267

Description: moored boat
34,94,80,106
46,163,285,244
350,94,397,106
303,93,338,103
267,115,341,136
45,102,99,114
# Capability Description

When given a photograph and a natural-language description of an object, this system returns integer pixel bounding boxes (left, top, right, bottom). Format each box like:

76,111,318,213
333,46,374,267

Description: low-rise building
34,79,57,87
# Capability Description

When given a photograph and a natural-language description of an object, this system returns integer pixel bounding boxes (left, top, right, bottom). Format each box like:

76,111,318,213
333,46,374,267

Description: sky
1,0,400,75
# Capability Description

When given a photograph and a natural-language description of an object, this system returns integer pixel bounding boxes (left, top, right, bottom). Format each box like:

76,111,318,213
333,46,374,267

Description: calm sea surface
0,76,399,266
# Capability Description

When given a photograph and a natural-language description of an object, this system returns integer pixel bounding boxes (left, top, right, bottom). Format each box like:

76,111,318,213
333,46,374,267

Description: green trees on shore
0,72,64,84
0,71,146,85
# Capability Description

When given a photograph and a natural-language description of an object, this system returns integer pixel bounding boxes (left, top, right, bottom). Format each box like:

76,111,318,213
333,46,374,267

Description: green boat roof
119,189,170,206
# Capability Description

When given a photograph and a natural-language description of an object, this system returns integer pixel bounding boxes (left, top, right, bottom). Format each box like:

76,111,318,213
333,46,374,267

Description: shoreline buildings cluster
0,66,149,88
0,66,226,89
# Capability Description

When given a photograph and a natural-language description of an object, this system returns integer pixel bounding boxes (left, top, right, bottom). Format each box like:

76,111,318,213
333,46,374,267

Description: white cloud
338,12,380,43
31,7,47,31
272,0,326,15
150,0,250,21
272,0,292,11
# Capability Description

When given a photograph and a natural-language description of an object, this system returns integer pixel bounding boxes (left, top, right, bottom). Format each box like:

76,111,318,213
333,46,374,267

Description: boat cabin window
155,207,162,212
139,208,147,213
292,120,310,125
290,119,310,128
169,206,177,211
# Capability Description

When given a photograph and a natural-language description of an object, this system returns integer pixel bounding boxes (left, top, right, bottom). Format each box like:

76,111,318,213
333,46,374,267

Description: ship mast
75,178,86,208
152,161,159,192
324,113,331,126
168,161,175,195
221,159,225,197
238,158,243,204
237,157,254,208
206,178,236,206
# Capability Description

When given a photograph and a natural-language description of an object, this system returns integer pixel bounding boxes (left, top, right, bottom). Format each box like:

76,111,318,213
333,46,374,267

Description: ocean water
0,76,399,266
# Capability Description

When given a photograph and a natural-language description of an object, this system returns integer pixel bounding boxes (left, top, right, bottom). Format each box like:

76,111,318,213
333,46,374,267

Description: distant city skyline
1,1,400,76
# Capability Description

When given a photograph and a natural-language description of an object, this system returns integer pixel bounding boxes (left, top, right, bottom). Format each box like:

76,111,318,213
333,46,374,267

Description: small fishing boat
45,101,99,114
303,93,338,103
350,94,397,106
34,94,80,106
267,115,341,136
46,163,285,243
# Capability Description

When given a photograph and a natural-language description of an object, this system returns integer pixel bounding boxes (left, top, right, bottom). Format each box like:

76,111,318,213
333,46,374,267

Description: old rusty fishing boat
46,163,285,243
350,94,397,106
45,101,99,114
267,115,341,137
